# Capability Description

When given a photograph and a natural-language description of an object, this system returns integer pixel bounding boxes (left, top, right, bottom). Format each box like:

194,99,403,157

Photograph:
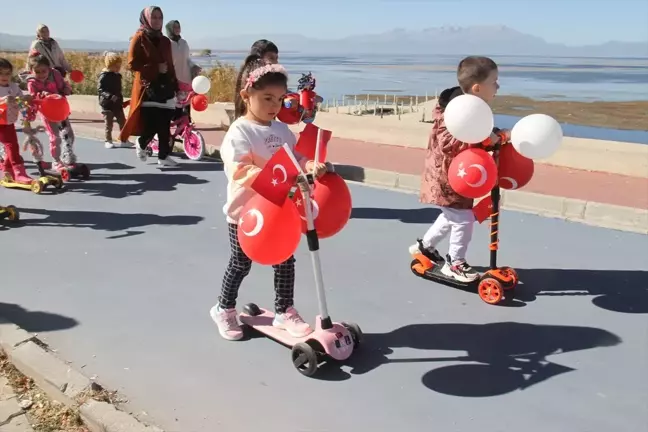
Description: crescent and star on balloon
456,163,488,188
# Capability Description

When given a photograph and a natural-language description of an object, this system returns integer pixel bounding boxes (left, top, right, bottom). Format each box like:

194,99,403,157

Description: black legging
138,106,173,160
219,223,296,313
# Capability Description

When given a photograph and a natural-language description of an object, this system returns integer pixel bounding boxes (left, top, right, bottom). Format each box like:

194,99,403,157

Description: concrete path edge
0,316,164,432
72,124,648,235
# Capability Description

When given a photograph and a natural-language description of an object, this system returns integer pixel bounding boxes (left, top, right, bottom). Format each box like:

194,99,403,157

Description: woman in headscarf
165,20,201,121
28,24,71,77
119,6,180,167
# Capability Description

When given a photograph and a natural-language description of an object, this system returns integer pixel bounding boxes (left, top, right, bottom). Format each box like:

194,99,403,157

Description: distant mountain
2,26,646,57
196,25,648,58
0,32,127,51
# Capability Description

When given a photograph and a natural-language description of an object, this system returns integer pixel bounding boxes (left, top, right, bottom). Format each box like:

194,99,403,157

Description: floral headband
244,63,288,90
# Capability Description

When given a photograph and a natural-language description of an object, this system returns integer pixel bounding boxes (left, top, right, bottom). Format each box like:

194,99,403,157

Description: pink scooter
239,172,362,377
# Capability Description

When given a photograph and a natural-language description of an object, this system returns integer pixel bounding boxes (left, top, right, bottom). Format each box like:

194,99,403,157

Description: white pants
422,208,475,263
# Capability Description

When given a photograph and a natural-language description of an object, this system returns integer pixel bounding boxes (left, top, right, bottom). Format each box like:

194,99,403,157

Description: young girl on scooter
25,52,78,173
0,58,35,185
211,55,327,341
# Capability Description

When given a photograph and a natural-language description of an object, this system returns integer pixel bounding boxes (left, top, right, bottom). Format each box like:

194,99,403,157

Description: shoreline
344,94,648,131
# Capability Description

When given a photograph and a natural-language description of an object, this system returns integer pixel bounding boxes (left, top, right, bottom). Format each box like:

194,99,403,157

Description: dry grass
1,347,129,432
0,51,238,103
0,349,88,431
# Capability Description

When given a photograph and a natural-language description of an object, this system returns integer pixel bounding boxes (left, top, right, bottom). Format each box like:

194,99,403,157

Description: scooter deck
239,307,311,345
0,175,62,192
410,258,479,289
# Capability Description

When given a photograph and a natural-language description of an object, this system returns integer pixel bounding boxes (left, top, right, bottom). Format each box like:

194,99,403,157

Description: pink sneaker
210,306,244,341
273,307,313,338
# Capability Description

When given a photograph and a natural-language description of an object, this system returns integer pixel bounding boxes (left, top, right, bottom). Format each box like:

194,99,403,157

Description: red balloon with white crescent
291,173,352,239
39,94,70,123
497,143,535,190
448,148,498,198
237,194,302,265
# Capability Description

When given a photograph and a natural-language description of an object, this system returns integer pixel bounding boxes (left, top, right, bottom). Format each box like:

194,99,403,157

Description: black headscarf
139,6,163,38
165,20,181,42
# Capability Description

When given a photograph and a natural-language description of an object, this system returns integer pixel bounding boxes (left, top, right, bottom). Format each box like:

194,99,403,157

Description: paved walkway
68,113,648,209
2,135,647,432
0,377,33,432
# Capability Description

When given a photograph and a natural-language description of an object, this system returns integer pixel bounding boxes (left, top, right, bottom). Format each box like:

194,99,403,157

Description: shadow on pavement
351,207,441,223
0,302,79,332
158,160,224,173
85,162,137,171
514,268,648,314
317,322,620,396
15,207,203,239
61,172,209,199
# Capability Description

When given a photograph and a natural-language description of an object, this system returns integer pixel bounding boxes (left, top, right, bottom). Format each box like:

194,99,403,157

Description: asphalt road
1,135,647,432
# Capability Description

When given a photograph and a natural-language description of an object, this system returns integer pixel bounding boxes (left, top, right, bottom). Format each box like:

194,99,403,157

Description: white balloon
444,94,494,144
192,76,211,95
511,114,563,160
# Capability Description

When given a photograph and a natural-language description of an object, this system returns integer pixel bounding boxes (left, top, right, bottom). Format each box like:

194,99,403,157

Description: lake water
195,53,648,144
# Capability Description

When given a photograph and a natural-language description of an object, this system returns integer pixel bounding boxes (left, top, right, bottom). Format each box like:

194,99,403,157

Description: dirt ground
349,94,648,131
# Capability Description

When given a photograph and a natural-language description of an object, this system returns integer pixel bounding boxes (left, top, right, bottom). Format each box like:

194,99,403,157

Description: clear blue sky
5,0,648,45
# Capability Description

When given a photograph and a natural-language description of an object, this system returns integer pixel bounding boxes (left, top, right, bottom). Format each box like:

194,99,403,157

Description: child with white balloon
210,55,327,341
409,56,510,283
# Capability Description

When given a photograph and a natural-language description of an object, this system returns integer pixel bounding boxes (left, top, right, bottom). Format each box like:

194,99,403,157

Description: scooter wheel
31,180,43,194
500,266,519,286
342,322,363,346
80,165,90,180
478,277,504,305
291,342,319,377
243,303,261,317
6,205,19,221
60,169,70,182
54,177,64,189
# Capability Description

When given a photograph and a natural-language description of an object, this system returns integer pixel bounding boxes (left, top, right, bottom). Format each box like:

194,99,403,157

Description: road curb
71,125,648,235
0,316,164,432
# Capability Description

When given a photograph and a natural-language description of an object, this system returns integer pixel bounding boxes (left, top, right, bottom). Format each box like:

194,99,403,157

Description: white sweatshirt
220,117,308,223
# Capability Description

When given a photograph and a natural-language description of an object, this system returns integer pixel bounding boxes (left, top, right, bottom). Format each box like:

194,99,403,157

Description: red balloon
39,94,70,122
277,93,301,124
237,194,302,265
448,148,498,198
498,143,534,190
291,173,352,239
70,70,84,83
191,94,208,112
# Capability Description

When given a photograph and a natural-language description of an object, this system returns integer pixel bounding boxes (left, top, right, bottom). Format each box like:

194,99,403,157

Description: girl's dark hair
234,54,288,119
250,39,278,57
28,53,50,70
0,58,13,71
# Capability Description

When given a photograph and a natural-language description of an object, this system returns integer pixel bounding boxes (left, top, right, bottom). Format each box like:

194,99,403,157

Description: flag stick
313,127,322,174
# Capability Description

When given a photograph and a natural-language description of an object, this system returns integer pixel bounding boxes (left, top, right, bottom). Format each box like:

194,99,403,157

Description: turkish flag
251,144,302,206
473,195,493,223
296,123,332,163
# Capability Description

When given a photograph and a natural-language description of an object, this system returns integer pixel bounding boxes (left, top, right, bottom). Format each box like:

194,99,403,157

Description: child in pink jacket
25,52,77,170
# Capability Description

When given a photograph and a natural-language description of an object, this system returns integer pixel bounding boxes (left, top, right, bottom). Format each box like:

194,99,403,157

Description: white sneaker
104,141,114,149
210,306,244,341
273,307,313,338
158,156,179,167
441,260,480,283
135,138,147,162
